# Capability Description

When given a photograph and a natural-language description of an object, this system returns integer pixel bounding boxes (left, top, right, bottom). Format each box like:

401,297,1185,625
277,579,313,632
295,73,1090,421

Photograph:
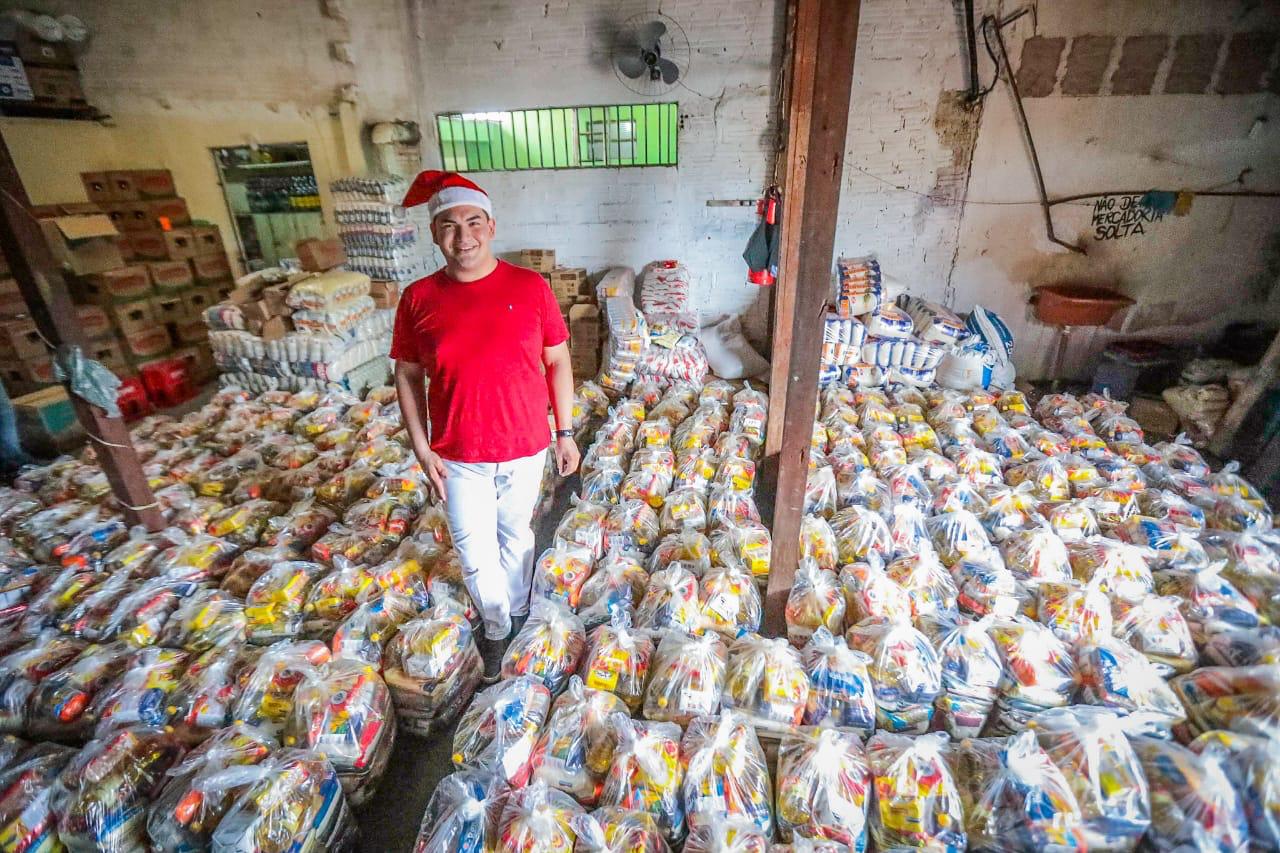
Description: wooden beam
1210,328,1280,460
765,0,813,456
0,129,163,530
763,0,861,636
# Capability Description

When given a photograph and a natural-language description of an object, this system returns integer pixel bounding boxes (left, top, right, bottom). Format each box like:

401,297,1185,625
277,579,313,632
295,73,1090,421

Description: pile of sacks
414,372,1280,852
0,382,561,851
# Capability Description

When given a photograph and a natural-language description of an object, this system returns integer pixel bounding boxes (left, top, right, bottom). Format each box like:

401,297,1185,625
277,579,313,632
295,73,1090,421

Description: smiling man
391,170,578,682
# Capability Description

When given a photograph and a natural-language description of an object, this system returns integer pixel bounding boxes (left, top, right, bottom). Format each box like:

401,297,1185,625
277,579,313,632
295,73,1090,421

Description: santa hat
402,170,492,220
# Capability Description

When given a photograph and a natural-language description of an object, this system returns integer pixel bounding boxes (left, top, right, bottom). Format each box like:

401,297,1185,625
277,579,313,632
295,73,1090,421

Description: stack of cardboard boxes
0,22,88,112
518,248,601,378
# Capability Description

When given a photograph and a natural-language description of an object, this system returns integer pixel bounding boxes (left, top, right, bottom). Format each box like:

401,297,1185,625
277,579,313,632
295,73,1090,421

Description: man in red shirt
391,171,579,681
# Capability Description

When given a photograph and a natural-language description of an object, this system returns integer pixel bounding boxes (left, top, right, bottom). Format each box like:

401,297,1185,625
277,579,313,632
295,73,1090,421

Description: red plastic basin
1033,283,1134,326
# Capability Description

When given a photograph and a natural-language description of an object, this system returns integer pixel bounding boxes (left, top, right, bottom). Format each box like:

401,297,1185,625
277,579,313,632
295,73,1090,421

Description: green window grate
436,103,678,171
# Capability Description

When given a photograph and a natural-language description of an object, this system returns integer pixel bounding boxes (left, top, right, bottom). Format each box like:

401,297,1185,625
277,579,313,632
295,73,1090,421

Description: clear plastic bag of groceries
532,539,595,609
1075,636,1184,735
1000,522,1071,585
707,486,762,531
453,675,551,785
1129,735,1249,853
926,509,997,568
775,726,869,847
580,458,626,505
698,562,761,638
885,547,959,621
168,644,263,736
25,640,130,740
572,806,670,853
577,548,648,630
642,630,728,726
412,768,509,853
886,503,931,560
91,646,190,735
600,714,685,841
157,587,248,652
51,725,187,852
680,711,772,835
721,634,809,730
659,487,708,534
1114,515,1208,570
221,544,294,599
494,779,584,852
1067,535,1154,603
1111,595,1197,677
301,557,376,640
1035,578,1112,645
0,742,78,851
500,598,587,694
846,616,942,734
954,730,1085,852
285,659,394,805
785,559,845,646
800,627,875,734
580,609,654,713
709,518,772,580
865,731,966,852
1201,625,1280,668
681,817,770,852
673,446,718,493
206,498,286,550
331,586,421,667
244,559,326,644
830,504,893,564
605,499,662,554
210,747,357,853
529,674,626,806
1170,662,1280,740
382,599,481,735
1026,706,1150,848
1155,563,1260,643
1005,456,1070,502
918,613,1001,739
232,640,332,738
146,723,278,852
839,553,911,625
556,499,611,559
986,616,1076,734
1190,729,1280,851
152,528,241,583
635,564,702,634
620,449,674,508
58,571,133,640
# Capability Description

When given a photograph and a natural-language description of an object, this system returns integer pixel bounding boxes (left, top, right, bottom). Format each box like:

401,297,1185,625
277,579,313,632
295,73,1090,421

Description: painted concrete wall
0,0,419,275
405,0,785,344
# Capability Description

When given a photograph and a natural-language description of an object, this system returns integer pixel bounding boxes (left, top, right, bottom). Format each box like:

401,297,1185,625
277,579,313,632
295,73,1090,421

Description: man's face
432,205,496,272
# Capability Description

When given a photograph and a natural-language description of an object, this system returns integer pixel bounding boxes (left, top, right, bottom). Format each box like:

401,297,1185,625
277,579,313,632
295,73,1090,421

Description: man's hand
554,435,580,477
416,447,449,502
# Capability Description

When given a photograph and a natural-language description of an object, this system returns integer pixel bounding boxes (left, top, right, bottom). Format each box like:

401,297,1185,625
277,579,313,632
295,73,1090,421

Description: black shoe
477,635,504,684
509,614,529,641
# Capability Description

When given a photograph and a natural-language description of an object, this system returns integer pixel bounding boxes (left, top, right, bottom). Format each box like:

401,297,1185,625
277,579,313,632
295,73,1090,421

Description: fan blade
657,56,680,84
636,19,667,50
616,51,648,79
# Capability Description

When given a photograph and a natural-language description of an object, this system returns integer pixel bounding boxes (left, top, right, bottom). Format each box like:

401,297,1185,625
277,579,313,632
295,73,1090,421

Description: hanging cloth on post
52,344,122,418
743,186,781,286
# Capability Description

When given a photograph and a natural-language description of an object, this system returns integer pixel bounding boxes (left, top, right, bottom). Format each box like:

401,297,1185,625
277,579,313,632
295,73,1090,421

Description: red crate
116,375,152,421
138,357,195,409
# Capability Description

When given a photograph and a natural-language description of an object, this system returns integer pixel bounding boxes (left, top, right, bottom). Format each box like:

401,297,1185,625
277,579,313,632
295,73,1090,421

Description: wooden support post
1210,328,1280,460
763,0,861,636
0,129,163,530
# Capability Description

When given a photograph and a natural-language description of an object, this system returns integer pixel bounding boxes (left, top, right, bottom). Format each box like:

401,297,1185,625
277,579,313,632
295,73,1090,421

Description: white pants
441,449,547,640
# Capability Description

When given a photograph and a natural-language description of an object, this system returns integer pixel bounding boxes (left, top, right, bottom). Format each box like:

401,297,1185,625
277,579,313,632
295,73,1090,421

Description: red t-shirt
390,260,569,462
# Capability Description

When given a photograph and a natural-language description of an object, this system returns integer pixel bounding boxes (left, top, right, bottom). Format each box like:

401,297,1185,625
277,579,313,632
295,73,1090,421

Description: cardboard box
151,293,187,325
369,280,398,310
191,225,223,256
147,197,189,228
182,287,216,319
13,386,82,455
19,354,54,385
131,169,177,200
84,265,152,302
0,277,24,315
173,319,208,344
258,315,293,341
104,171,140,201
568,303,601,341
114,234,136,262
173,346,216,382
128,230,169,261
106,201,154,233
58,202,102,216
109,300,157,337
10,29,76,69
240,300,273,327
122,326,171,360
26,66,84,105
0,319,44,359
28,204,61,220
296,237,346,272
81,172,115,204
163,228,198,260
39,215,123,275
76,304,111,339
86,338,125,372
190,253,230,284
148,260,194,292
262,283,294,317
212,281,234,302
519,249,556,273
548,267,588,303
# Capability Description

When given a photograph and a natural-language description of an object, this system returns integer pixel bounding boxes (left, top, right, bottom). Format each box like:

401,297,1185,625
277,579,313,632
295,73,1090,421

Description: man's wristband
553,429,574,439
